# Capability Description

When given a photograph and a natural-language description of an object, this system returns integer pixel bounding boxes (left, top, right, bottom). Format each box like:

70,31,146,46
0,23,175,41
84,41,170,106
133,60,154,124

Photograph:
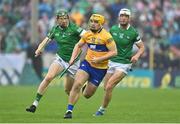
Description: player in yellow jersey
63,14,117,119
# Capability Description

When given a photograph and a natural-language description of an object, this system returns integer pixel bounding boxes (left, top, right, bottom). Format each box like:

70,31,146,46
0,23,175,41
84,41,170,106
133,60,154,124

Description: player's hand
91,57,101,64
69,59,75,66
35,49,42,57
130,55,139,64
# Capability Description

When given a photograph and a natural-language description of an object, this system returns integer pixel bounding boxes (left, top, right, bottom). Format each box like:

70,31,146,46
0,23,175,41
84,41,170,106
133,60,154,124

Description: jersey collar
119,24,130,30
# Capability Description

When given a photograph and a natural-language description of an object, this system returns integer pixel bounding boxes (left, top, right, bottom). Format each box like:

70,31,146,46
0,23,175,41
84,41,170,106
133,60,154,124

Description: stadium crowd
0,0,180,71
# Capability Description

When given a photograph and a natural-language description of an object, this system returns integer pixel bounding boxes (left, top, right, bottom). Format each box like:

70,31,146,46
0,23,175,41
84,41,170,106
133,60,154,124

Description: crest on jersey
91,37,96,43
119,33,124,38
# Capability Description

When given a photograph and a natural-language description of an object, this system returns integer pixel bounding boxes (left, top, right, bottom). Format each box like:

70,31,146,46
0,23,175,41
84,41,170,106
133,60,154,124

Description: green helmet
56,9,68,17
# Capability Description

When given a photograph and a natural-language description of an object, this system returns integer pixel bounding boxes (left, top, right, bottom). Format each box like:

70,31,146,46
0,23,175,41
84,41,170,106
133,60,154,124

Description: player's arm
69,40,86,65
130,40,145,63
35,37,51,57
92,39,117,63
35,25,58,57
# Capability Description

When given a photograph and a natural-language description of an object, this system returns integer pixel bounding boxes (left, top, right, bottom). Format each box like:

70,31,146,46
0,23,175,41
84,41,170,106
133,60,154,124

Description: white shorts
53,54,80,76
107,61,132,74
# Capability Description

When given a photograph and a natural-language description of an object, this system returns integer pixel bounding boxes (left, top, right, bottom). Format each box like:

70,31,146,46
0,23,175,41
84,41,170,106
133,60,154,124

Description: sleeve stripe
135,39,142,44
80,30,86,37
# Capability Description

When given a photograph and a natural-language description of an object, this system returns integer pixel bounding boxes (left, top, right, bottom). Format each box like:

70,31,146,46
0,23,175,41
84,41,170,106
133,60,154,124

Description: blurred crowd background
0,0,180,80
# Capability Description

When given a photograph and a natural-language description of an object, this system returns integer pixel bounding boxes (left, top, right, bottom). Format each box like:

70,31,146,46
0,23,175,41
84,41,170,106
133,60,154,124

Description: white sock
66,110,72,113
99,106,105,112
33,100,39,107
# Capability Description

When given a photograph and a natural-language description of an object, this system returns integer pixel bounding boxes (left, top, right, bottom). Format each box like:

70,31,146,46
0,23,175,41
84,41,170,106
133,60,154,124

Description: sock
33,100,38,107
35,93,43,102
67,104,74,112
32,93,43,107
98,106,105,113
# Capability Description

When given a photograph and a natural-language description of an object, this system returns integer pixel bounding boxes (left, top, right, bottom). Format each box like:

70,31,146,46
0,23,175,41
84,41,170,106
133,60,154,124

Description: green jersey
47,22,83,62
110,24,141,64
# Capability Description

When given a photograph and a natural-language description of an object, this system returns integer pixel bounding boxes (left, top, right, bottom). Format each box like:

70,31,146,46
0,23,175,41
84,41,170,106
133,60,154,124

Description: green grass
0,86,180,123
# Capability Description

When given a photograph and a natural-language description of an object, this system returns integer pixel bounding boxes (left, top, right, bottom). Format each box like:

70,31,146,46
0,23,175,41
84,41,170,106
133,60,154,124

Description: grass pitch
0,86,180,123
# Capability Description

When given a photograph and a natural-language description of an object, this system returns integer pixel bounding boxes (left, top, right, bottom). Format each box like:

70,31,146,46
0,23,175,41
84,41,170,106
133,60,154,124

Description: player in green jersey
26,9,86,113
94,8,145,116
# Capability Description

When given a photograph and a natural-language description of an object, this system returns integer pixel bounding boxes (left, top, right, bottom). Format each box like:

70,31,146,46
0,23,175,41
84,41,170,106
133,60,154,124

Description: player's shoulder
50,25,59,31
100,28,113,40
69,21,77,27
69,22,83,32
101,28,111,35
81,30,92,38
129,25,139,34
110,25,119,31
68,22,78,28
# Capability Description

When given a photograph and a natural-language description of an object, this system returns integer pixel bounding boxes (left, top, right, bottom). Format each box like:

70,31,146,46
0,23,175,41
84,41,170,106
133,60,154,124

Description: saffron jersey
80,28,116,69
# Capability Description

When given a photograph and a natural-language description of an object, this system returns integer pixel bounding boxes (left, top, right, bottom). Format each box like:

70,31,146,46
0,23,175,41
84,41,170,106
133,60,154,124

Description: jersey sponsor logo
118,33,130,40
55,33,60,37
127,36,130,39
67,32,72,36
119,33,124,38
90,44,96,49
112,33,117,36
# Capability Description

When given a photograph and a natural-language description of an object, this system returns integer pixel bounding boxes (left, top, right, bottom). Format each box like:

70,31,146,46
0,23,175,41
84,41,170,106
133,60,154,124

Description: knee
64,89,70,95
83,93,92,99
44,75,54,82
105,84,113,92
72,83,82,92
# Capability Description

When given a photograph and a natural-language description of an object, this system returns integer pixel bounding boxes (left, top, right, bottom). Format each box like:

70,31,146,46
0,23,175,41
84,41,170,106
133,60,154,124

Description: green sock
35,93,43,102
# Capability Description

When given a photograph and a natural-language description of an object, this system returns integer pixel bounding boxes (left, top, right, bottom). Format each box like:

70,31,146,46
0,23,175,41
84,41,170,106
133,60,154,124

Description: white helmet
119,8,131,16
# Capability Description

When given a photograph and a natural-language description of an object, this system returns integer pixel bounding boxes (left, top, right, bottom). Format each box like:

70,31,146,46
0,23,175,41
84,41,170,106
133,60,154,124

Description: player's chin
90,28,98,32
61,24,68,28
120,22,128,26
90,26,95,29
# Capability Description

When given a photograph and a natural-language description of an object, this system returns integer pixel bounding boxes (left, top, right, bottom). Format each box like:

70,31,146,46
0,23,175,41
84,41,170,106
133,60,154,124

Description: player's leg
82,82,97,99
81,70,113,99
95,62,131,116
64,75,74,95
64,60,80,95
64,69,89,119
103,70,126,108
82,66,107,99
92,73,112,116
102,61,114,90
26,62,64,113
95,70,126,116
103,73,113,90
102,63,132,110
82,67,107,99
37,62,64,94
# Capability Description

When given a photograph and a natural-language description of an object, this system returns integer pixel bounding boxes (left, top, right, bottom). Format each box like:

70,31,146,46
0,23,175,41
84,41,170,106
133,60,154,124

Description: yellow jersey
80,28,115,69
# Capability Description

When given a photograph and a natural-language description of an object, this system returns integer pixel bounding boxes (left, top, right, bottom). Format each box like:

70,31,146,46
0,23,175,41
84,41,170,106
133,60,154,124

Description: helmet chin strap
90,26,103,33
